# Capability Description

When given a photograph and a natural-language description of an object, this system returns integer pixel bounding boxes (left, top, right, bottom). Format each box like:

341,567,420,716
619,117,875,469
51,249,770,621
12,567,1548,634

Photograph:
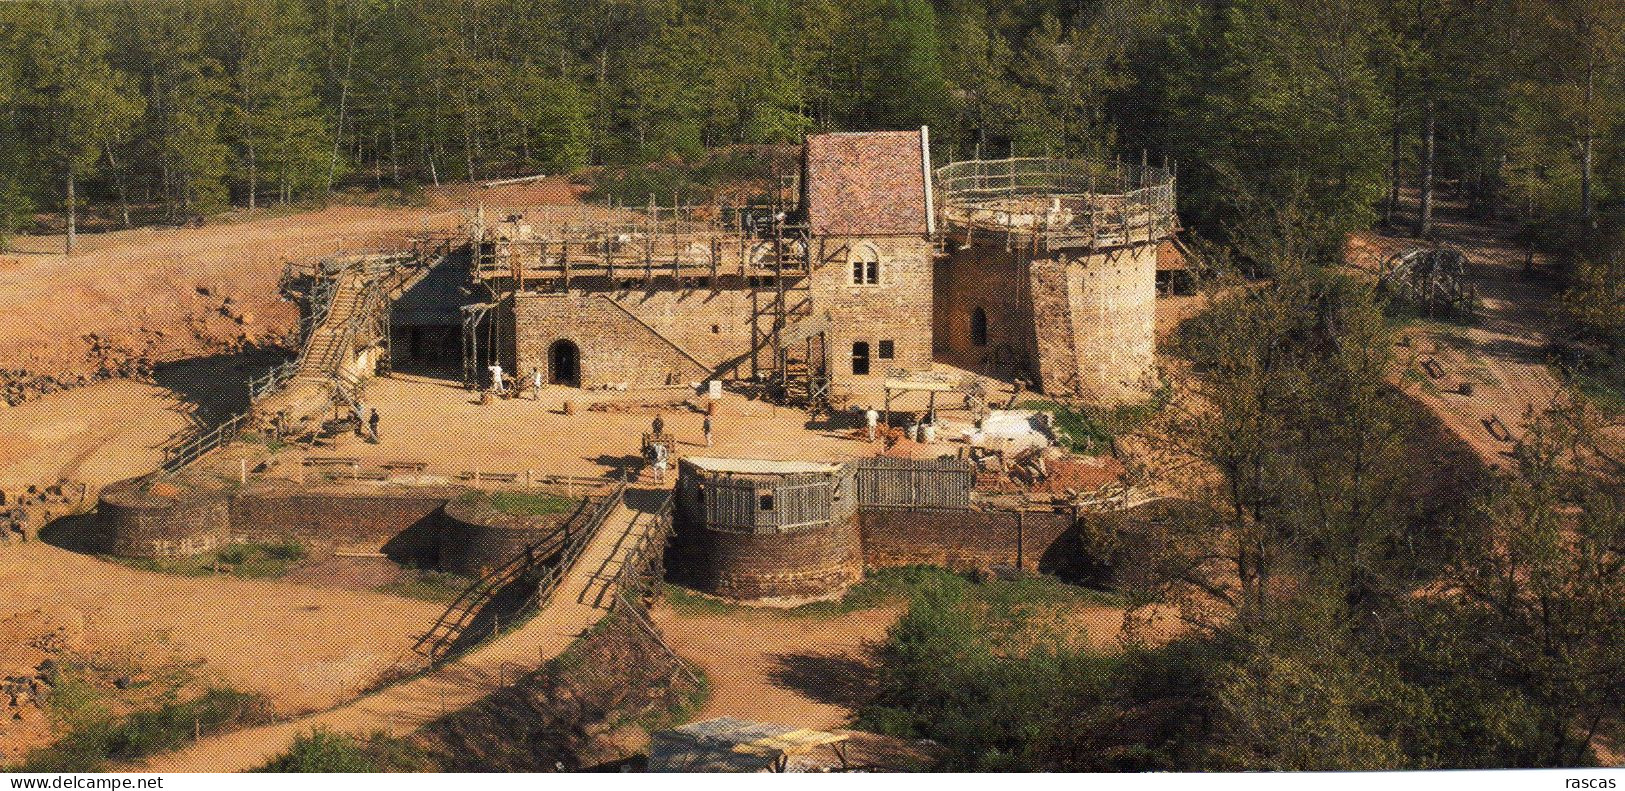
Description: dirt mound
0,176,587,406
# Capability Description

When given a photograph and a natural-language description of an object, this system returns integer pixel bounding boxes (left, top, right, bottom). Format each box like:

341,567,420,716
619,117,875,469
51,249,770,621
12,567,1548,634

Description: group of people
485,363,545,400
643,412,714,482
349,403,381,443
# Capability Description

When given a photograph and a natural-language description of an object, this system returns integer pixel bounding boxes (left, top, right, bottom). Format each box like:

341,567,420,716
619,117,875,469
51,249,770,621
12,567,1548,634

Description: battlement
934,156,1176,251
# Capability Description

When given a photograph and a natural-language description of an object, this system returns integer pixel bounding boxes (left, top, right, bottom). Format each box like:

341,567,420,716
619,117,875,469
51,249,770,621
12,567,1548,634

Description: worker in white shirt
865,408,879,442
488,363,505,394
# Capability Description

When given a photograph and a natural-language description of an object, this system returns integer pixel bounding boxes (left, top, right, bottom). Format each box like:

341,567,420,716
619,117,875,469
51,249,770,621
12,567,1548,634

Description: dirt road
1349,201,1566,466
652,604,901,730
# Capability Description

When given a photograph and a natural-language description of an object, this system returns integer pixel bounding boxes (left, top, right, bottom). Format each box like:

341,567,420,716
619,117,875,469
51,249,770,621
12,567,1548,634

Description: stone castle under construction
266,127,1177,424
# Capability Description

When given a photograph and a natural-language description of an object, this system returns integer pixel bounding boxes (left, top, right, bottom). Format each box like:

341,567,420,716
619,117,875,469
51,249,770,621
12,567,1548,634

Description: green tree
7,2,141,253
1512,0,1625,230
1158,0,1392,255
1449,399,1625,765
225,0,331,207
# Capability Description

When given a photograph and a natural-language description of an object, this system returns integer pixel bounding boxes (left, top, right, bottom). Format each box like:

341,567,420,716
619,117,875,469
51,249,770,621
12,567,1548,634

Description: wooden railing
412,475,628,663
159,412,249,474
605,492,701,686
934,156,1178,251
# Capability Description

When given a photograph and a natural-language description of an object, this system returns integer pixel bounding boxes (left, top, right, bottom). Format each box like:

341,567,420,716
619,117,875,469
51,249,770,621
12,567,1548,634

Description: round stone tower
934,157,1176,406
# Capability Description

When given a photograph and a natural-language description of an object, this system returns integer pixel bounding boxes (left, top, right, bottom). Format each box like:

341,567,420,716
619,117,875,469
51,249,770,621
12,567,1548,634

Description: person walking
531,368,543,401
352,402,366,438
651,440,670,483
488,363,505,395
368,408,380,443
652,414,665,436
703,414,713,447
865,407,879,442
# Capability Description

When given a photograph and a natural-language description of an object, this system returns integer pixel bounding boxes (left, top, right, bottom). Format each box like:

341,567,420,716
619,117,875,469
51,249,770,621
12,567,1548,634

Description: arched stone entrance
550,339,581,387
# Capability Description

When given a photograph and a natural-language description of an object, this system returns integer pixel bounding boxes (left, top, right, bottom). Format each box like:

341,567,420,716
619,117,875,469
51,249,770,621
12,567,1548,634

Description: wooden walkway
129,489,663,773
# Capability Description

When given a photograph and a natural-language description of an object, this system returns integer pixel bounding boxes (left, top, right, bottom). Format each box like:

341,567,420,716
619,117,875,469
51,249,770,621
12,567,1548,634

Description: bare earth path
1350,201,1566,466
651,604,902,730
0,543,443,715
131,487,659,773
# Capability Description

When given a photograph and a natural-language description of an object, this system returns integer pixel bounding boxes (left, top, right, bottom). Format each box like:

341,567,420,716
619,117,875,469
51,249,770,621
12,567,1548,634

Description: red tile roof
804,130,930,237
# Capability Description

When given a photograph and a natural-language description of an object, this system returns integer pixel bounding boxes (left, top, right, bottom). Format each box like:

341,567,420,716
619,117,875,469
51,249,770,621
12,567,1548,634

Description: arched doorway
550,339,581,387
971,307,989,347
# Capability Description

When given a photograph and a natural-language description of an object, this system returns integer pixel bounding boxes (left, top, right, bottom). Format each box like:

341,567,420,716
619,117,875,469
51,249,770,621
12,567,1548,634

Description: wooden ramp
130,489,662,773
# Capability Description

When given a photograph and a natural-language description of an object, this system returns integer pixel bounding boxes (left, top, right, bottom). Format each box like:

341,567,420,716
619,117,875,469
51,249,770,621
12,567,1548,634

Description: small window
711,324,720,334
850,244,880,285
852,341,871,375
878,340,895,360
759,493,775,511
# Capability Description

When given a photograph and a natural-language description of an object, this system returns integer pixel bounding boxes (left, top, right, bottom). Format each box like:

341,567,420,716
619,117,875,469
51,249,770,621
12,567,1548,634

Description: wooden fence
854,456,973,510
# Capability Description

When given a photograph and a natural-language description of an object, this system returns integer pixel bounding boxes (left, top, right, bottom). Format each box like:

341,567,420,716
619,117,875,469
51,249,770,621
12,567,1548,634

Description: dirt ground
0,542,444,759
650,594,1184,731
1347,197,1570,466
0,349,288,492
270,374,898,481
0,180,585,397
650,603,902,730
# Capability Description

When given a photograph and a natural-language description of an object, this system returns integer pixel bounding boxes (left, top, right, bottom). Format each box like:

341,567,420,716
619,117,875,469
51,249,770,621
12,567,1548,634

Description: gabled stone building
397,127,1176,408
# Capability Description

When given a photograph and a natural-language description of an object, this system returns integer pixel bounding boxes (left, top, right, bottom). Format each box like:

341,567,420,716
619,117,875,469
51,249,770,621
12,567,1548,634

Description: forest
0,0,1621,772
0,0,1620,254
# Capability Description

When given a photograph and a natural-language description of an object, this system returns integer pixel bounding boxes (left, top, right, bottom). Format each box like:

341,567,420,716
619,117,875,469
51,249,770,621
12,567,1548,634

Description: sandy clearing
650,603,902,730
0,543,443,715
0,349,288,492
285,374,884,480
132,487,657,772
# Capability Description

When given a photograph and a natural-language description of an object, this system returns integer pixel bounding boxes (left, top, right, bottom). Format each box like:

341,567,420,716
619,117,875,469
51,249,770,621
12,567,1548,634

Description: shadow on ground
765,649,879,709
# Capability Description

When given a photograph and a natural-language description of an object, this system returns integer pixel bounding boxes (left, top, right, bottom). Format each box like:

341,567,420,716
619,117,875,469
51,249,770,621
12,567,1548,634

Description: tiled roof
804,130,930,237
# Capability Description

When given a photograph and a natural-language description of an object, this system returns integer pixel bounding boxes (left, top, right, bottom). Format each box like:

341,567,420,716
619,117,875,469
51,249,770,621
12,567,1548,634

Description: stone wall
96,478,588,576
809,235,935,394
673,515,863,602
933,246,1034,369
859,505,1079,574
1026,243,1159,405
511,292,712,388
229,486,452,562
439,495,578,577
98,480,232,558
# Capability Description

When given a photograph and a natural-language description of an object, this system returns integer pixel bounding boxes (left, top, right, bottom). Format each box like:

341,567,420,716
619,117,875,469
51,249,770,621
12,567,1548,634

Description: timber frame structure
466,201,830,401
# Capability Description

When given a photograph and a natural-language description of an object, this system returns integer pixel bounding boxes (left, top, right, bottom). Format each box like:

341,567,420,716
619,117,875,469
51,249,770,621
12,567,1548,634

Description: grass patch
458,490,579,517
256,728,436,773
17,688,272,771
104,541,308,579
665,566,1123,619
1569,358,1625,416
1020,386,1171,455
377,569,476,603
851,569,1127,770
238,431,289,454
